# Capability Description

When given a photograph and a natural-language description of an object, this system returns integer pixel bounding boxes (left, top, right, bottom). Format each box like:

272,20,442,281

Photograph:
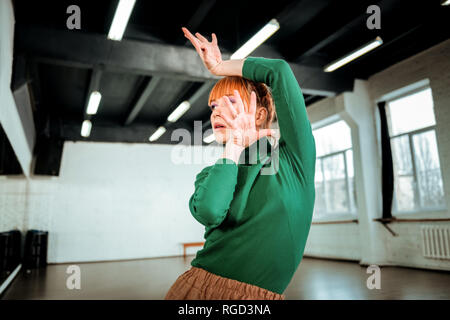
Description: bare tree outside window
413,131,445,208
386,87,445,213
313,120,356,219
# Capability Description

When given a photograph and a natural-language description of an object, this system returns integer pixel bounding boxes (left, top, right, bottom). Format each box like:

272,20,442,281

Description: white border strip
0,264,22,296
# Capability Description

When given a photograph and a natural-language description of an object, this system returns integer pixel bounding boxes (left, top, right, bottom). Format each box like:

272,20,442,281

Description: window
313,120,356,219
386,87,445,213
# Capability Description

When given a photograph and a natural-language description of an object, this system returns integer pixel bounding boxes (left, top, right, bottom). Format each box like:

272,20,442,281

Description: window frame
312,119,357,221
385,86,446,215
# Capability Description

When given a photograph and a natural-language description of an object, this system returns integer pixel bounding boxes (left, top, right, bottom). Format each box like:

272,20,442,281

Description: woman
164,27,316,300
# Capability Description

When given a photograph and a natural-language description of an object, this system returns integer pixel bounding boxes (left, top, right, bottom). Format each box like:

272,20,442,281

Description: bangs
208,76,251,107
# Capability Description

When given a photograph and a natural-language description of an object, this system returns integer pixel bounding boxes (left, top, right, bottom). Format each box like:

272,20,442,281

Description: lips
214,123,227,129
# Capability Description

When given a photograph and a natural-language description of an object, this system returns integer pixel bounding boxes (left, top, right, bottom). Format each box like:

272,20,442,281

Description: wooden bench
182,242,204,258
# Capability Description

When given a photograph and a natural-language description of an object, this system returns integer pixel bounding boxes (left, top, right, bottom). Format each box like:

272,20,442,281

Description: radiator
421,226,450,260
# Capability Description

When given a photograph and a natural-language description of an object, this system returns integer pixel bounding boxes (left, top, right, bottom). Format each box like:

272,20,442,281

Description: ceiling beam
61,120,196,144
124,76,161,125
15,25,354,95
15,25,219,82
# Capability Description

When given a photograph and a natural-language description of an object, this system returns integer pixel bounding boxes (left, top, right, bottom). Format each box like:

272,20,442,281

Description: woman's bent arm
189,158,238,228
242,57,316,182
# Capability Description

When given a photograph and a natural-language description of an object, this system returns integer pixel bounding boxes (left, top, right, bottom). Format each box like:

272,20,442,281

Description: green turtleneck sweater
189,57,316,294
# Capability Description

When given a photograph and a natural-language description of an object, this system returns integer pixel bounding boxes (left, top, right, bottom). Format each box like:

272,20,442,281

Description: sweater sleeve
188,158,238,228
242,57,316,182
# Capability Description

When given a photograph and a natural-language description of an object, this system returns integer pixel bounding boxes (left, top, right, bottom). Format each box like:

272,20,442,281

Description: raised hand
220,90,274,148
182,27,223,75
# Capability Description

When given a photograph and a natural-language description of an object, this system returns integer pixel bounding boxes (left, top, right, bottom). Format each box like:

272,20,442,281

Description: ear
255,107,268,128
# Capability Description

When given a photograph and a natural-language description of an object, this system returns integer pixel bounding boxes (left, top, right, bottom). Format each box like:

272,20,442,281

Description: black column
377,101,394,219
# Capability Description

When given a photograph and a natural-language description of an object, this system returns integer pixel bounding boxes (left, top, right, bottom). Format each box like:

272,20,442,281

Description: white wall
304,223,361,261
0,177,28,233
304,39,450,271
1,141,223,263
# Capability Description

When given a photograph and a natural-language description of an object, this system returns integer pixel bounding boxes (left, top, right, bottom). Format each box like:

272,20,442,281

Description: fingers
257,129,273,139
182,27,217,46
182,27,202,54
233,90,245,114
249,91,257,115
211,33,218,45
182,27,197,43
223,96,238,118
220,113,235,129
195,32,209,43
218,99,236,128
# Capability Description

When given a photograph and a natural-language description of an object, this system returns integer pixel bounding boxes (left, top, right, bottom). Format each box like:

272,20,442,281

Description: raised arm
242,57,316,182
182,27,315,181
188,158,238,228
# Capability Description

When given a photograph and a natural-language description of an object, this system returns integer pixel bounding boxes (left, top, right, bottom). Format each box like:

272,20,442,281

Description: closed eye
227,96,236,103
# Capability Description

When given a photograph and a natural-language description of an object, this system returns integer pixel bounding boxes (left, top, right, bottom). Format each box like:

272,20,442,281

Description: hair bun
255,83,275,127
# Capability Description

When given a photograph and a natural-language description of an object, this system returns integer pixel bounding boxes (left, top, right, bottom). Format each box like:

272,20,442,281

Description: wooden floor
1,256,449,300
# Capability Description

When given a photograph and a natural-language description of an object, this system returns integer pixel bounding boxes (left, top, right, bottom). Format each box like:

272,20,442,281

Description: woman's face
209,94,241,144
209,94,267,144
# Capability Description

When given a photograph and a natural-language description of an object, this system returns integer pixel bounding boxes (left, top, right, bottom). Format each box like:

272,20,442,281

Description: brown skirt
164,266,285,300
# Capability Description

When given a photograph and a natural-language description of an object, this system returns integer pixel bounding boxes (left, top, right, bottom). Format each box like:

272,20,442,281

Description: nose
211,104,222,116
212,109,224,122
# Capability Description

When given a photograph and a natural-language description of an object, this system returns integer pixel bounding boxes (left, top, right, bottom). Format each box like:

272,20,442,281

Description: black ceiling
11,0,450,146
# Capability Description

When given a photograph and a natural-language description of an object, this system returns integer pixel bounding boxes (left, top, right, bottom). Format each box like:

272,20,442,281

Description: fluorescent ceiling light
149,126,166,142
230,19,280,59
441,0,450,5
203,133,215,144
324,36,383,72
107,0,136,41
167,101,191,122
86,91,102,115
81,120,92,137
